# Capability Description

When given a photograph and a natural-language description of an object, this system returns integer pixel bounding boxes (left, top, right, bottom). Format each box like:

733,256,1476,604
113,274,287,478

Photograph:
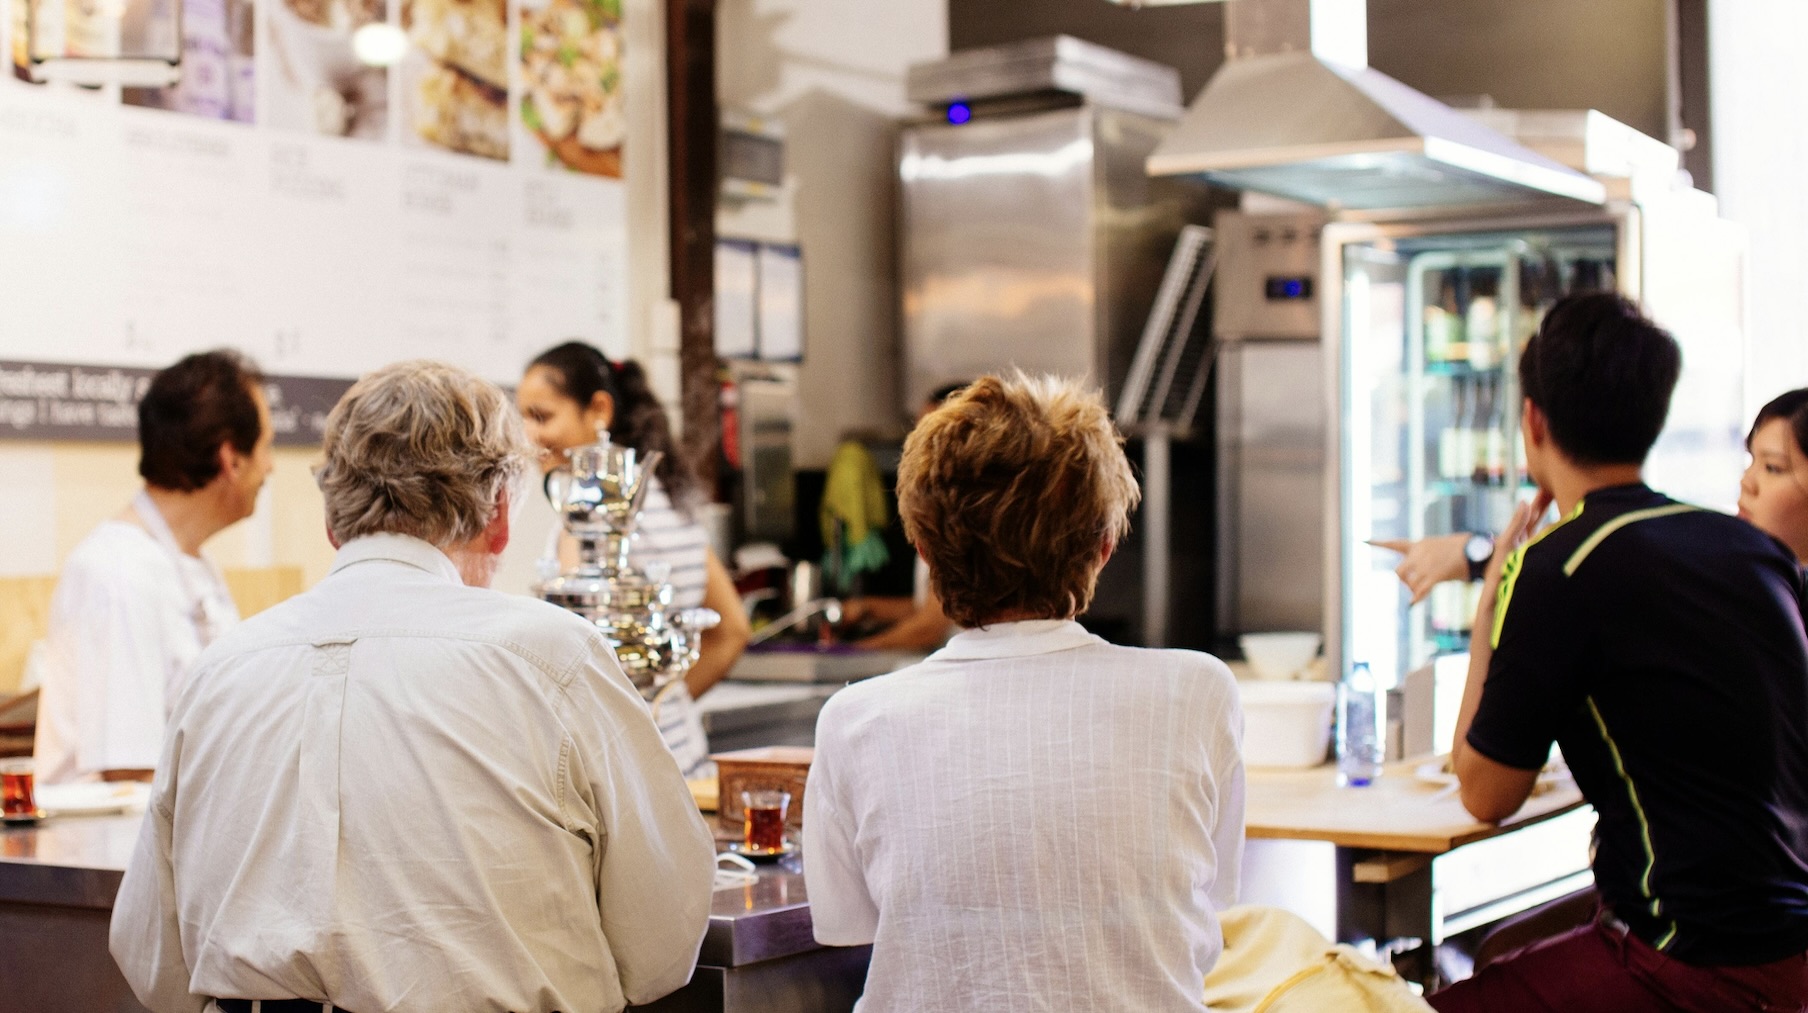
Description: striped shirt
629,480,710,609
626,480,713,778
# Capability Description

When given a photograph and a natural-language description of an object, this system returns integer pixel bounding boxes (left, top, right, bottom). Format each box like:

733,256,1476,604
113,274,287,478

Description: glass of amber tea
740,789,790,853
0,758,37,819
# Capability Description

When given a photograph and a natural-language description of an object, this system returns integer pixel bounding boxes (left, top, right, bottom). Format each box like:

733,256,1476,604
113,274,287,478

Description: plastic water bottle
1338,661,1385,787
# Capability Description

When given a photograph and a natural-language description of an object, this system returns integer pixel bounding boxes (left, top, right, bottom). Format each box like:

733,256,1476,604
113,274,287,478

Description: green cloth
819,440,891,581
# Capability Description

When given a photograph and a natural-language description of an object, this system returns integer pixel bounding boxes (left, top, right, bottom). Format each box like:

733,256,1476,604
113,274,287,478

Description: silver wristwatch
1464,532,1495,582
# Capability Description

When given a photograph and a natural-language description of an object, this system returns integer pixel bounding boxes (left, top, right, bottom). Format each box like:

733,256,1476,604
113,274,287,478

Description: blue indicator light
1264,276,1314,301
946,102,972,125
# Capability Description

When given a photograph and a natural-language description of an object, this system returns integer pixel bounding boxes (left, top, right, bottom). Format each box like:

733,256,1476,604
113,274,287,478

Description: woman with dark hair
516,342,751,778
1739,387,1808,565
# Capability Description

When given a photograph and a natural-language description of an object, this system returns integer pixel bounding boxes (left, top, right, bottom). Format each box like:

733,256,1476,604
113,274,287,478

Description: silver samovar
537,436,719,713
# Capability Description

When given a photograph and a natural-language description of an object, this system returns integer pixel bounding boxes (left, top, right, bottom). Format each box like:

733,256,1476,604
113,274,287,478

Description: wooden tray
712,746,812,834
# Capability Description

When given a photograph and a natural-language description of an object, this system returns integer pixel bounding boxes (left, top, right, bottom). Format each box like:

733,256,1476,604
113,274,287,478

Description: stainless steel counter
0,812,868,1013
701,654,923,752
695,682,842,751
0,813,144,1013
0,809,137,907
699,852,817,966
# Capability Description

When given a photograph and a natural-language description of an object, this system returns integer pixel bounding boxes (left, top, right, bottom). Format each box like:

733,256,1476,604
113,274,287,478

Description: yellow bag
1204,906,1434,1013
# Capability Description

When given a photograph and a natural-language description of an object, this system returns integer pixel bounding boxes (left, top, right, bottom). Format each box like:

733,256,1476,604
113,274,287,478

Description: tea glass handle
544,467,571,510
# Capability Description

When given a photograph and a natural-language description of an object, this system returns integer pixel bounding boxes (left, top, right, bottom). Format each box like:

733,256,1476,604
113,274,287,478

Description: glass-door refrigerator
1322,203,1746,744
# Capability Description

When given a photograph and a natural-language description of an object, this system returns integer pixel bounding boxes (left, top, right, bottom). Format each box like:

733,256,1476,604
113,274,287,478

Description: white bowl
1237,680,1335,768
1238,631,1323,681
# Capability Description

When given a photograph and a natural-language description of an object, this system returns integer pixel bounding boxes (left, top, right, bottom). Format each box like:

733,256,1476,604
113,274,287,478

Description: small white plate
1414,755,1573,795
36,782,150,817
1414,759,1459,788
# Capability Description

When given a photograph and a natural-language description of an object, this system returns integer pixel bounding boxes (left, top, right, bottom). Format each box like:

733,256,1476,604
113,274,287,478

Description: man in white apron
33,350,273,785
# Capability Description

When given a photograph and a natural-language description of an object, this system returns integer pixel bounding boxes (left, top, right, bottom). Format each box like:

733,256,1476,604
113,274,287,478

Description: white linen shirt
109,534,717,1013
803,620,1246,1013
34,519,239,785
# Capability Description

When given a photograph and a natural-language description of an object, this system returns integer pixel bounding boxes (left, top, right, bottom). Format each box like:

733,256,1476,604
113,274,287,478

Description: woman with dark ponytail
515,341,751,777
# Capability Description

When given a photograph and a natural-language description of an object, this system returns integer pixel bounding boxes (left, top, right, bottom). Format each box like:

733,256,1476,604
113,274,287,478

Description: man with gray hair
110,360,716,1013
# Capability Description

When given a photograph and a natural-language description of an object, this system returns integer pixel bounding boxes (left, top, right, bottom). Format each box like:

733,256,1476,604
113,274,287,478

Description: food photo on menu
402,0,507,159
518,0,624,177
11,0,178,85
10,0,42,82
8,0,24,81
10,0,47,82
264,0,389,138
124,0,257,122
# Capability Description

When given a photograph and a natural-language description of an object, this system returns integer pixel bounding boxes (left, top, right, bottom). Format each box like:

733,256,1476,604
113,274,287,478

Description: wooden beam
665,0,721,491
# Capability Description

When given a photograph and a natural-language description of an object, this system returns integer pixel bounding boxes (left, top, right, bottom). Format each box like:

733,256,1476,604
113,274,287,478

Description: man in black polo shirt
1429,293,1808,1011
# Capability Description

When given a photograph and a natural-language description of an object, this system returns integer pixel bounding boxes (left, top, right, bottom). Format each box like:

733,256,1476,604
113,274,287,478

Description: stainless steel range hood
1145,0,1607,210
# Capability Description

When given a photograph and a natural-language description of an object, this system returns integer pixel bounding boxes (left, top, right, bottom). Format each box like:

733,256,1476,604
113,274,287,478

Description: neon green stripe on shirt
1562,504,1701,577
1586,696,1680,948
1491,499,1585,649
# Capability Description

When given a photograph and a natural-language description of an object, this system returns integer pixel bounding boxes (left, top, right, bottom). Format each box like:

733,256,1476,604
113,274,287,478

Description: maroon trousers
1428,914,1808,1013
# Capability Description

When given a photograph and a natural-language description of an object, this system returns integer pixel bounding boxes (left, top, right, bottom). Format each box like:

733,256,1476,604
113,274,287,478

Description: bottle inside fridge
1465,269,1502,371
1344,224,1620,689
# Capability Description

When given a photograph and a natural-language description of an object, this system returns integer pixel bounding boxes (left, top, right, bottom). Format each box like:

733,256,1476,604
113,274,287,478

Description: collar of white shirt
930,619,1102,662
329,533,464,585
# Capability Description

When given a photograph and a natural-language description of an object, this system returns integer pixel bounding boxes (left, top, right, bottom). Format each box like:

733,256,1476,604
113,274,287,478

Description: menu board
0,0,629,390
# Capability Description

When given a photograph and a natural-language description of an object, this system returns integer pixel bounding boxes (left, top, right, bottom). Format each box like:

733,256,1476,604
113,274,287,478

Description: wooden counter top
1245,758,1587,853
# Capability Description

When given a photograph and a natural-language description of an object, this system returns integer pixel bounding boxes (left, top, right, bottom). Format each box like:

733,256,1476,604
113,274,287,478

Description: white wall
717,0,947,468
1710,0,1808,415
718,0,944,121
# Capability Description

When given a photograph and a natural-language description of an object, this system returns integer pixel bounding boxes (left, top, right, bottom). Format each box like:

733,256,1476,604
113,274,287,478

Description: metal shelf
1423,359,1507,378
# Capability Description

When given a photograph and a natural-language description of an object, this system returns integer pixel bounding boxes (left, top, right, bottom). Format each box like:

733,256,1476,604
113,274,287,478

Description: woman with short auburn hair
804,372,1246,1013
897,372,1139,627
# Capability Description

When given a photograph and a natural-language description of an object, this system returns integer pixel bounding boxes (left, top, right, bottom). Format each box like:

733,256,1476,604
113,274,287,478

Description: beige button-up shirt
804,620,1246,1013
110,534,717,1013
